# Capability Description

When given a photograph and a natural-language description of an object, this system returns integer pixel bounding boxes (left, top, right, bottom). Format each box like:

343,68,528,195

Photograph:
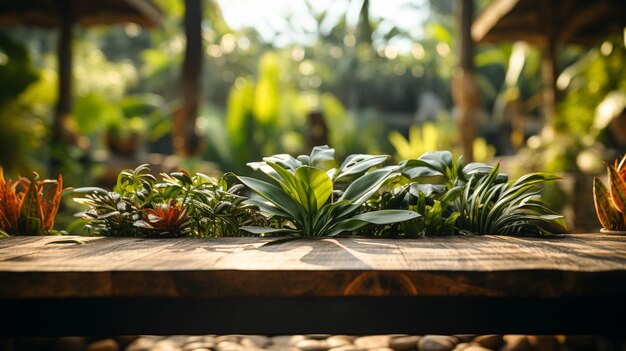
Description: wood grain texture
0,234,625,298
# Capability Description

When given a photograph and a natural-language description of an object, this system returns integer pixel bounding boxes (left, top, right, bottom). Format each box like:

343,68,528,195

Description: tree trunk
51,0,74,175
452,0,479,163
540,1,557,129
174,0,203,156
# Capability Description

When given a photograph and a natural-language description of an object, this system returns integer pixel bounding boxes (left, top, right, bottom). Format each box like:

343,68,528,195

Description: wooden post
540,1,557,129
51,0,74,174
452,0,480,162
173,0,203,156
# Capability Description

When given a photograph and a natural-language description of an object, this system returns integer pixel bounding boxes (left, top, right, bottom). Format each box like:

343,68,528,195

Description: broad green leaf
328,209,420,236
401,159,445,179
339,168,395,205
266,162,301,201
351,209,420,224
237,176,302,220
244,197,290,218
336,154,389,181
263,154,302,172
309,145,335,165
418,151,453,172
294,166,333,212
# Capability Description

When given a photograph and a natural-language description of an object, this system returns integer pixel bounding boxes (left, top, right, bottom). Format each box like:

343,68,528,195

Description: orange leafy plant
0,167,65,236
137,200,191,237
593,155,626,231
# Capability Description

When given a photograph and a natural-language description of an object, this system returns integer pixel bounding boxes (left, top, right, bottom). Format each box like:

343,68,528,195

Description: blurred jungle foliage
0,0,624,231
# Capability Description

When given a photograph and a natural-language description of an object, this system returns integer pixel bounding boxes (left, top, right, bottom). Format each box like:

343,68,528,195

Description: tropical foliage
0,167,65,236
0,147,569,238
364,151,568,236
593,155,626,231
237,146,420,237
74,164,264,237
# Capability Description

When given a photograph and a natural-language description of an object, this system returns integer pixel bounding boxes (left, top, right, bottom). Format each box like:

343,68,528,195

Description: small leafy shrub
75,164,263,237
367,151,567,236
455,164,567,235
0,168,65,236
237,146,420,237
593,155,626,231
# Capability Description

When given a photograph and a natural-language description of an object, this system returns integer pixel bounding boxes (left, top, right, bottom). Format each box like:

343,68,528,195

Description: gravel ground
5,334,625,351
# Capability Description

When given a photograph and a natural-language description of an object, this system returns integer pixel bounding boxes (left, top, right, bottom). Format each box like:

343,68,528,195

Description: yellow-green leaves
607,164,626,214
593,156,626,231
294,166,333,212
593,177,624,230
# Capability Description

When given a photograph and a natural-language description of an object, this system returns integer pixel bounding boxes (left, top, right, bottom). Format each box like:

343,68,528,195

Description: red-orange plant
140,200,190,237
0,167,64,236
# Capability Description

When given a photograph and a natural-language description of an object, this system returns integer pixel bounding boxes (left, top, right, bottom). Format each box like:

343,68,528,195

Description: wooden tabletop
1,234,625,299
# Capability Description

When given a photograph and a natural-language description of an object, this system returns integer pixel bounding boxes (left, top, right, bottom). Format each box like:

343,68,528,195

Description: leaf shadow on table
252,237,401,268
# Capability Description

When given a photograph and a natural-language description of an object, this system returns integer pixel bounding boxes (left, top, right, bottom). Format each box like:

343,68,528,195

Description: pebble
328,346,367,351
87,339,119,351
216,341,244,351
216,335,245,344
502,335,532,351
460,345,491,351
182,341,216,351
453,336,476,343
294,339,329,351
117,334,625,351
389,335,420,351
354,335,391,349
418,335,458,351
326,335,356,348
153,339,183,351
126,338,157,351
241,336,271,348
473,335,503,350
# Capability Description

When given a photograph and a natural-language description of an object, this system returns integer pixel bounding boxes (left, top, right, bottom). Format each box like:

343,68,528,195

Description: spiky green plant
456,163,568,235
371,151,567,236
593,155,626,231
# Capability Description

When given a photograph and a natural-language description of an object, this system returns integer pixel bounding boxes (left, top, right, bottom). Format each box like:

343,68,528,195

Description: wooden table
0,234,625,336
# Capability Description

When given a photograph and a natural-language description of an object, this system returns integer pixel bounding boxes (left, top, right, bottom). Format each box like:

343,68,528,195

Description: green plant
136,200,191,237
366,182,461,236
369,151,567,236
0,167,65,236
237,146,419,237
75,164,264,237
455,163,568,235
593,155,626,231
365,151,473,236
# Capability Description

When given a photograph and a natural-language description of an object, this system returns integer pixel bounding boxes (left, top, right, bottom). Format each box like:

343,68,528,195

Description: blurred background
0,0,625,232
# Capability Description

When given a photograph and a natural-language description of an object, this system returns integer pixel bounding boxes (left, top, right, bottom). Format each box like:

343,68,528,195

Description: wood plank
0,236,105,262
0,234,624,299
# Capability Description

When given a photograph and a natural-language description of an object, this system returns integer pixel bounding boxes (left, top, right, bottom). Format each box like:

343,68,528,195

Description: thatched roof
0,0,162,28
472,0,626,46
